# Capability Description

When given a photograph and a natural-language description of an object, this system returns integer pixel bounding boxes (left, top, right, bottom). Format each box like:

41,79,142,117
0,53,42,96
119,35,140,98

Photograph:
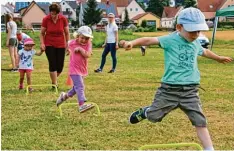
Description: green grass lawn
1,33,234,149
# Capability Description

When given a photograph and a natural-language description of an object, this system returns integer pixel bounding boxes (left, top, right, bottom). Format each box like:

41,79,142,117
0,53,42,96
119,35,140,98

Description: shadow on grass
1,68,12,71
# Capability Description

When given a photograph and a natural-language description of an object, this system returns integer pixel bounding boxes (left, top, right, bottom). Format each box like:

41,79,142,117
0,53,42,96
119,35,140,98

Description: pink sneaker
56,92,67,106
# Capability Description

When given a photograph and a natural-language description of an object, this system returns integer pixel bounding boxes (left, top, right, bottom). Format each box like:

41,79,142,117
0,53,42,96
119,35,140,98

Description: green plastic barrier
139,143,203,150
26,84,58,95
56,102,101,119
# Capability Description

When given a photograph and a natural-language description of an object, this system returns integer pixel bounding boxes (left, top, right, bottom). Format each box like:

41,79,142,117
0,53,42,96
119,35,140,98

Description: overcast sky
1,0,101,5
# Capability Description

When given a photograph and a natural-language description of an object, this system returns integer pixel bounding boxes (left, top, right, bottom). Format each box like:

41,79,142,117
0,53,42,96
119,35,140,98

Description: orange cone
66,75,73,86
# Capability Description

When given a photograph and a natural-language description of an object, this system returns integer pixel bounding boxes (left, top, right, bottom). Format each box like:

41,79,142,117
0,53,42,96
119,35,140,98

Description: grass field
1,32,234,149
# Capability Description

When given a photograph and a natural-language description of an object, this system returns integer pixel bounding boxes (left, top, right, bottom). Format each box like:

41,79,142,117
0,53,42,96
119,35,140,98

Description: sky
1,0,101,5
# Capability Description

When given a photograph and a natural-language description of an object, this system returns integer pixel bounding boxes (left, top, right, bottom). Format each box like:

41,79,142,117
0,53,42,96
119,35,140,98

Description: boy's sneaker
108,69,115,73
56,92,67,106
94,68,102,73
79,104,94,113
129,107,149,124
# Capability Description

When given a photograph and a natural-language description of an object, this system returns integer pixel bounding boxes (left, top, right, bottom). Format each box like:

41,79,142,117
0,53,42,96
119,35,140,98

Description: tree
74,5,80,27
141,20,147,28
146,0,169,17
137,1,146,11
83,0,102,26
183,0,197,8
122,8,130,27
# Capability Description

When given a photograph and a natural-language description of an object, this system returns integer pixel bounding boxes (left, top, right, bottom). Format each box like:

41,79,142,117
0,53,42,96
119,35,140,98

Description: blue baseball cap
177,7,209,32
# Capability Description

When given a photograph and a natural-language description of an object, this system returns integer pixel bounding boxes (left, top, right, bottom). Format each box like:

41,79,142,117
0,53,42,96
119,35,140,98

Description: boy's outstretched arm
202,49,233,64
120,37,159,50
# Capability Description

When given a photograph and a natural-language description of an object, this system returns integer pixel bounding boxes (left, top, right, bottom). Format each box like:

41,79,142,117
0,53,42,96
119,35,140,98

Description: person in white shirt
94,13,119,73
17,30,30,51
6,13,18,72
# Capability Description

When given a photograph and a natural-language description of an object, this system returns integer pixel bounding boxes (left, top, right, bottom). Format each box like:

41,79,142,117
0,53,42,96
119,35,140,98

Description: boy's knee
146,110,164,123
191,117,207,127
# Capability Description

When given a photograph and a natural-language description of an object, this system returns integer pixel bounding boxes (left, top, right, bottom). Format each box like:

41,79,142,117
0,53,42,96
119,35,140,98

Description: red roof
101,0,129,7
131,12,160,20
162,6,182,18
197,0,226,12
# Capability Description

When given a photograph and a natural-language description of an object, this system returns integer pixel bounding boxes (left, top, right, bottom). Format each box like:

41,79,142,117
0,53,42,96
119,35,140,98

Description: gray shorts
146,83,207,127
9,38,18,47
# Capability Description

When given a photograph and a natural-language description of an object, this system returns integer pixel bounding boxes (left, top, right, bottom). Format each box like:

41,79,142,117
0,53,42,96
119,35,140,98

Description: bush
120,29,133,35
135,26,156,32
135,27,144,32
141,20,147,28
217,22,234,28
222,25,233,29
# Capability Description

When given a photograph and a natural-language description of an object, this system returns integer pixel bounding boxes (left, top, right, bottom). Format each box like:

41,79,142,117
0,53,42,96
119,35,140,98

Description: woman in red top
40,3,70,88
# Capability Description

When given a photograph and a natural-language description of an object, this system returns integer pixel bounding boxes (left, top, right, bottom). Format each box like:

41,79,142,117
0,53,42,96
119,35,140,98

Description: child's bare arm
35,50,43,56
75,47,92,58
202,49,233,64
119,37,159,51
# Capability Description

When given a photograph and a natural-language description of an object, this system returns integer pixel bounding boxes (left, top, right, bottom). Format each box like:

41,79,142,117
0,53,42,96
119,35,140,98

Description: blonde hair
73,31,80,38
108,13,117,26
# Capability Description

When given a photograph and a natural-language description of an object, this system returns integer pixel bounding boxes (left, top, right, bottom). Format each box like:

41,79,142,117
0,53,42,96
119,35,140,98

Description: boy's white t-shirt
106,23,118,43
18,49,36,70
7,21,17,38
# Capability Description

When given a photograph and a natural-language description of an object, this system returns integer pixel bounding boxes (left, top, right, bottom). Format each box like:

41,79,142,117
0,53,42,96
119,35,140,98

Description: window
146,20,156,26
130,8,132,11
63,2,65,5
135,8,138,11
66,8,70,12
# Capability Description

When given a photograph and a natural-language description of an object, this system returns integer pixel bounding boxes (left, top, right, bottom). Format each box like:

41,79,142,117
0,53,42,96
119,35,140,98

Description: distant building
15,1,49,13
20,1,50,28
121,0,145,21
161,6,183,28
60,0,78,21
197,0,234,21
132,12,161,29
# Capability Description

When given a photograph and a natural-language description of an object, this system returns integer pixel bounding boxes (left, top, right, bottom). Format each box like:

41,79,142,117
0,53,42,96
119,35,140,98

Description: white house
121,0,145,21
59,0,78,21
161,6,183,28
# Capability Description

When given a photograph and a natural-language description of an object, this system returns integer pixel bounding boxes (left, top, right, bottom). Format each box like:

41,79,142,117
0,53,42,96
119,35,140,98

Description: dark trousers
45,46,65,73
99,43,117,70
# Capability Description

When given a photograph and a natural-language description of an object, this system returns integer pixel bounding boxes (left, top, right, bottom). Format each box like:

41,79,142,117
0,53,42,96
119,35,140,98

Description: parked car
1,24,6,32
198,33,209,48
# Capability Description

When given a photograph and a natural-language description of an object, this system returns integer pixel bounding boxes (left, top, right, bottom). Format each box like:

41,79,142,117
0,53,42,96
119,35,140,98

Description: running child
18,38,43,92
56,26,94,113
120,7,233,150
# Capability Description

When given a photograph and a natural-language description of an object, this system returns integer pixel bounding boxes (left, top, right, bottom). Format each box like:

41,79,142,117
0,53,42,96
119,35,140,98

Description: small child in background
18,38,43,92
56,26,94,113
16,30,30,51
140,46,146,56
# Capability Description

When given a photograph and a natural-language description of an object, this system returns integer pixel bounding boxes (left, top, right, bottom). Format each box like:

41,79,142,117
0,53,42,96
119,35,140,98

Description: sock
204,146,214,151
19,83,23,88
79,101,84,106
144,107,150,118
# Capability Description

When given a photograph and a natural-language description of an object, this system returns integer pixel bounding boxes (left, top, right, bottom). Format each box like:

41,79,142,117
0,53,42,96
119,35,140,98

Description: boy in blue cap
120,7,232,150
